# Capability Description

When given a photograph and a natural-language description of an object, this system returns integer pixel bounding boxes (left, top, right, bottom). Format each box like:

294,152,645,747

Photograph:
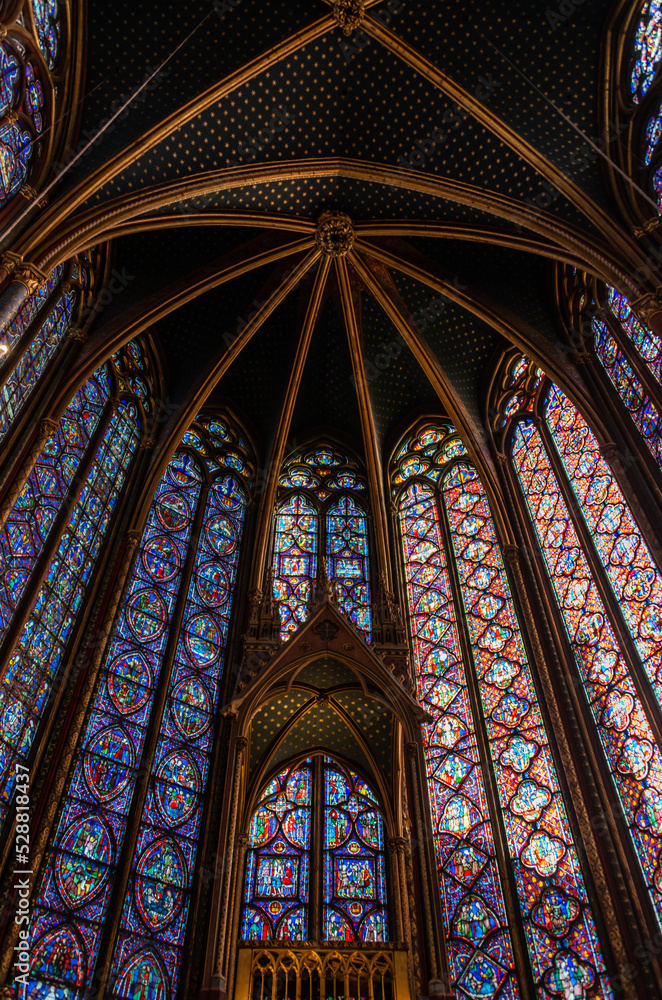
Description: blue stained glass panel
273,494,317,639
0,286,76,443
242,761,312,942
323,760,388,943
607,287,662,383
0,398,139,830
592,318,662,468
326,495,371,638
109,472,247,998
26,453,202,999
632,0,662,102
0,120,33,203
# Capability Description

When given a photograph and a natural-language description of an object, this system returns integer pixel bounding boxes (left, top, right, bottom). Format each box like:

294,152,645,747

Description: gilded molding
31,161,631,290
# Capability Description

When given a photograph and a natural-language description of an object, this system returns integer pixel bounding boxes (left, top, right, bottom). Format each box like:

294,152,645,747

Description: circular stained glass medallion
206,515,237,556
143,535,181,582
156,491,191,532
184,614,223,665
171,675,211,738
196,561,230,607
107,652,152,714
126,589,168,642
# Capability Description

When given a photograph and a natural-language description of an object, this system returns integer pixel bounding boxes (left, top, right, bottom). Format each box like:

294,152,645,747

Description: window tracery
0,249,101,444
25,414,252,1000
631,0,662,103
0,339,153,836
0,26,52,208
558,267,662,472
493,351,662,930
393,422,610,999
273,445,371,641
241,757,388,945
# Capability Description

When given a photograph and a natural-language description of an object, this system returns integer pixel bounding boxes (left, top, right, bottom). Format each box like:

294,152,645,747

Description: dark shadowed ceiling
27,0,632,468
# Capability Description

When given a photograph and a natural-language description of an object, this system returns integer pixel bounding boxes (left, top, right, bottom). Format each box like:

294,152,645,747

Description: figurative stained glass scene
2,3,662,1000
394,422,610,999
273,445,371,639
242,758,388,945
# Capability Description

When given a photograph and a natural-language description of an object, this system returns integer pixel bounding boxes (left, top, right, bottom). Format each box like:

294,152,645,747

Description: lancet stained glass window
496,352,662,930
393,422,610,999
0,341,152,835
591,316,662,468
242,760,313,943
273,445,371,641
632,0,662,102
326,496,371,635
0,33,51,206
26,415,252,1000
323,759,387,943
108,469,248,998
606,287,662,383
242,757,388,945
0,253,99,444
273,494,318,639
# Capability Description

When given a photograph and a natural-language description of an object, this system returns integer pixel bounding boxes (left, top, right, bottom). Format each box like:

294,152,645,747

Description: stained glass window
273,445,371,641
26,415,251,1000
394,422,610,999
606,287,662,383
0,32,51,206
323,759,387,943
326,496,371,636
645,104,662,164
592,317,662,468
0,341,151,835
242,761,313,942
273,494,318,639
495,353,662,930
0,255,97,444
31,0,60,70
241,757,388,944
632,0,662,103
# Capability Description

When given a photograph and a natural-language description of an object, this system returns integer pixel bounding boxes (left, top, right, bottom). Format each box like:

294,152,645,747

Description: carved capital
315,210,355,257
333,0,365,36
19,184,38,201
235,736,248,754
0,24,7,41
404,741,419,760
599,442,619,461
3,110,17,125
67,326,87,342
388,835,408,854
236,834,250,850
502,545,520,568
573,351,593,366
138,438,155,450
632,290,662,327
0,250,22,282
125,530,141,549
14,261,47,295
38,417,58,440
